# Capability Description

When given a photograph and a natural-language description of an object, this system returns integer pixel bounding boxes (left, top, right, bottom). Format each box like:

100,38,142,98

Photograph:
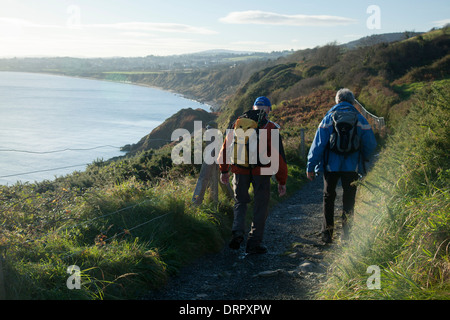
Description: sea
0,71,210,185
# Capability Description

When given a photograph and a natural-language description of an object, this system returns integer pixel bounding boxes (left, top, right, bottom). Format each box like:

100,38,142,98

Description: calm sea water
0,72,209,185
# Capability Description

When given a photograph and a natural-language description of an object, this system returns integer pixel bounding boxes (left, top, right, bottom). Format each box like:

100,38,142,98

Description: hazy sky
0,0,448,57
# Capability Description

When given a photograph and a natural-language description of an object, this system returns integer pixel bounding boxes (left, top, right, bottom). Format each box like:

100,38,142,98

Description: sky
0,0,448,58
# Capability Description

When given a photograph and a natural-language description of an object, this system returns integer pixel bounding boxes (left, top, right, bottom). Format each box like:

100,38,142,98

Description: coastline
0,70,214,185
0,70,218,112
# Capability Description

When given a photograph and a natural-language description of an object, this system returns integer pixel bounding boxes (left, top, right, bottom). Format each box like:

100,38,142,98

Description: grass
392,79,450,100
316,83,450,300
0,127,306,299
0,175,232,299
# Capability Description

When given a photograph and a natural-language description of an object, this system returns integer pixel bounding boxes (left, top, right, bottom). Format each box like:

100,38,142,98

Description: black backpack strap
324,143,330,174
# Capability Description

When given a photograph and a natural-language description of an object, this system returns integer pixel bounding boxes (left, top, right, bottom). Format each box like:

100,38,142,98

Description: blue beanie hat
253,96,272,110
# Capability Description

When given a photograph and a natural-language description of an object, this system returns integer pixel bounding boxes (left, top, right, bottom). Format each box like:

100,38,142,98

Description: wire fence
0,145,122,155
354,99,387,136
1,196,170,248
0,139,173,182
0,139,179,240
0,163,89,180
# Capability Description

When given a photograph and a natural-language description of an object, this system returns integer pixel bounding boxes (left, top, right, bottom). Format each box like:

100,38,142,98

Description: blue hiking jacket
306,102,377,175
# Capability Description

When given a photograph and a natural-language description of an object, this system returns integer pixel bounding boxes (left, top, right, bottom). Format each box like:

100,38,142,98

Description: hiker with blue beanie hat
252,96,278,128
253,96,272,110
218,96,287,254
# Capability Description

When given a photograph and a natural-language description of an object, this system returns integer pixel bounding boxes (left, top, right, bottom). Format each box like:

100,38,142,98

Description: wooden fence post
300,128,306,160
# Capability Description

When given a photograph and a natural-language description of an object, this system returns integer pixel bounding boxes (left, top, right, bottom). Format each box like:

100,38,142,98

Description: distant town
0,50,294,74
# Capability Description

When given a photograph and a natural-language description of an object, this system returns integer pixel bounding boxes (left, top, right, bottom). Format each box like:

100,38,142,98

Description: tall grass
316,83,449,300
0,173,234,299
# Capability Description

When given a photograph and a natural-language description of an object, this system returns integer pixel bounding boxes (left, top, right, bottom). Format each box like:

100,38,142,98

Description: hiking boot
245,245,268,254
229,235,244,250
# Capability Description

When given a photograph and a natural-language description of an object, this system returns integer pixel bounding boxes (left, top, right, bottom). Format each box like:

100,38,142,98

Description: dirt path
144,176,344,300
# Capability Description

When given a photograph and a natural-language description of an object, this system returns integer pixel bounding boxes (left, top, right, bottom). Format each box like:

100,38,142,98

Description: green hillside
217,27,449,131
0,27,448,300
317,82,449,299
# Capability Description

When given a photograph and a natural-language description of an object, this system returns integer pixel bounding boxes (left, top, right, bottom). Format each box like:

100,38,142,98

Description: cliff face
122,108,217,155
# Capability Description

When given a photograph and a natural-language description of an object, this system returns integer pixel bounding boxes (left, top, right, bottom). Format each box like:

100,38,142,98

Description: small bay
0,72,209,185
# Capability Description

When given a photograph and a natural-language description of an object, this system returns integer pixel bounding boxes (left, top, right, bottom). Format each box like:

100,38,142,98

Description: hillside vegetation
217,28,449,131
317,83,449,299
0,27,448,299
121,108,218,155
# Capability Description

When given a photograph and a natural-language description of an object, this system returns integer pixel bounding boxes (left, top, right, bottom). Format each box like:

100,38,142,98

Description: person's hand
220,172,230,184
307,172,315,181
278,184,286,197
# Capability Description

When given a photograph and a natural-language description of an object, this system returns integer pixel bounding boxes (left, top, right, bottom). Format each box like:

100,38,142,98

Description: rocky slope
121,108,217,155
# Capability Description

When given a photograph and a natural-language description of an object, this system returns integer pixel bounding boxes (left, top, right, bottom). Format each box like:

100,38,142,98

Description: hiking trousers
322,171,359,239
232,173,271,248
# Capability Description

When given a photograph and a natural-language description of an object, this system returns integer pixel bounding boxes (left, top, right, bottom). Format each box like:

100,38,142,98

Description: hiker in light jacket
218,96,288,254
306,89,377,244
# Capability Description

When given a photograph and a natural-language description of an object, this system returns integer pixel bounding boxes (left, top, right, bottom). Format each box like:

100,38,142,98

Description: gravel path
144,175,345,300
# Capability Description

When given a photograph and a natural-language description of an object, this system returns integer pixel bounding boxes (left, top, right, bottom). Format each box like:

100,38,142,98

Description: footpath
144,175,345,301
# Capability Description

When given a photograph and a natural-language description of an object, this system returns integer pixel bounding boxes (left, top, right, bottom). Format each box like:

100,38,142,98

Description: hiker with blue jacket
306,89,377,244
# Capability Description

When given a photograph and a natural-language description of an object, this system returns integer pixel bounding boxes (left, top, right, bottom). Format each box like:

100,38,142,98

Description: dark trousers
322,171,359,238
232,174,271,248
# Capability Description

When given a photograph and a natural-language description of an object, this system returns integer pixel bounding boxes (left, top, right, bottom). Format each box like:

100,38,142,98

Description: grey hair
335,88,355,104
